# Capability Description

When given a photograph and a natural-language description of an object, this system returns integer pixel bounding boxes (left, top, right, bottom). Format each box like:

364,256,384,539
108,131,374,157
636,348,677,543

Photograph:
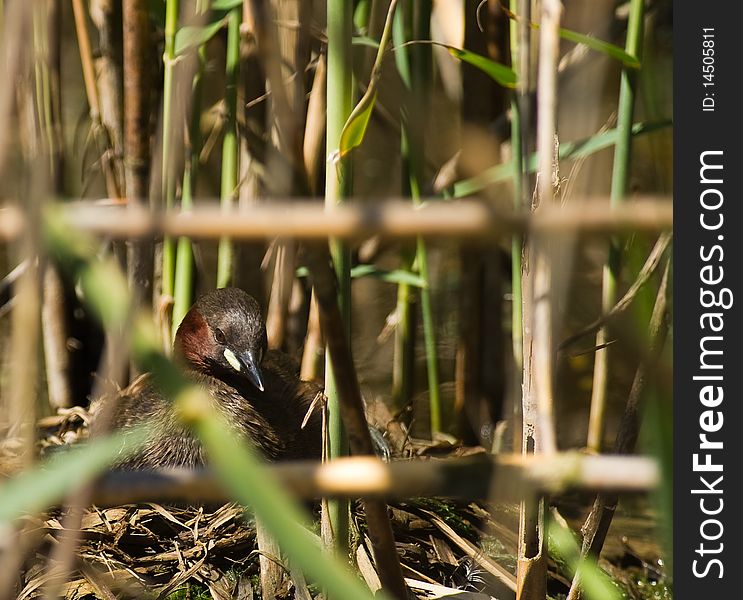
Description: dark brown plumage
96,288,322,469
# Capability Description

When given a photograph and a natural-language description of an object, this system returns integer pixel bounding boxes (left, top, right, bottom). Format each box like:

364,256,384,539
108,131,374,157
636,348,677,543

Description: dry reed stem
74,453,660,507
122,0,154,323
559,232,671,351
0,197,672,241
517,2,562,599
71,0,121,198
0,1,32,177
303,54,327,194
300,291,324,380
42,265,73,408
565,261,670,600
530,0,562,457
303,242,408,600
90,0,126,193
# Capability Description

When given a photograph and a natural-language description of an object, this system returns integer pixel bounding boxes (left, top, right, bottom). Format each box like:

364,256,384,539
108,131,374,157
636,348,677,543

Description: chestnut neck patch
174,309,212,371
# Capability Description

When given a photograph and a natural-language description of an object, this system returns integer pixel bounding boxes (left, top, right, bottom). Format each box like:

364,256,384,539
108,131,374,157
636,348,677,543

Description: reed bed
0,1,673,599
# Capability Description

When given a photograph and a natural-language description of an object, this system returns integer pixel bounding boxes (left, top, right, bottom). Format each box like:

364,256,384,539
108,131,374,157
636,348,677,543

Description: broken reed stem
559,232,671,351
587,0,646,453
304,243,408,600
566,261,669,600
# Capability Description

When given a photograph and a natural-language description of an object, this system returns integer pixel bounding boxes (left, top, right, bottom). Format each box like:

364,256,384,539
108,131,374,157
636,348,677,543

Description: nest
3,406,668,600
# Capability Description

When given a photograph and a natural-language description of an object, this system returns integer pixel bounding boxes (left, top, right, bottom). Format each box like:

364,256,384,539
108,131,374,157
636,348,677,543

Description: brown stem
42,264,73,408
122,0,154,321
90,0,126,193
565,261,670,600
0,197,675,242
71,0,122,198
559,232,672,351
303,242,408,600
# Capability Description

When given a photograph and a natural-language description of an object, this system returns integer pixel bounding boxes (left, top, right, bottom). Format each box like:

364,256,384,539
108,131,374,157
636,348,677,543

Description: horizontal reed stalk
0,198,673,241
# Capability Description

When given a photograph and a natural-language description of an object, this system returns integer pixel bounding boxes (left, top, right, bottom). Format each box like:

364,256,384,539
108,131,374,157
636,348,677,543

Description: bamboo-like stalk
232,0,266,305
216,7,241,289
122,0,154,316
263,0,307,351
160,0,179,304
324,0,354,559
299,56,328,380
391,272,415,407
172,44,205,333
394,0,440,436
509,0,524,449
390,6,415,414
517,1,562,599
410,10,440,437
531,0,560,457
587,0,646,452
513,4,537,595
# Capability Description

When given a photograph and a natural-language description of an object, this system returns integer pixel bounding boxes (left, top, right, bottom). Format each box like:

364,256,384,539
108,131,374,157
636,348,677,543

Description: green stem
410,0,439,435
172,45,206,334
390,8,414,412
161,0,179,301
325,0,354,556
216,7,240,289
391,256,415,407
587,0,645,452
415,238,439,432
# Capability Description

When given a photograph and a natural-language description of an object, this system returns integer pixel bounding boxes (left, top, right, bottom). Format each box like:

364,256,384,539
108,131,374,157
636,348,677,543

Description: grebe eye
214,328,226,345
